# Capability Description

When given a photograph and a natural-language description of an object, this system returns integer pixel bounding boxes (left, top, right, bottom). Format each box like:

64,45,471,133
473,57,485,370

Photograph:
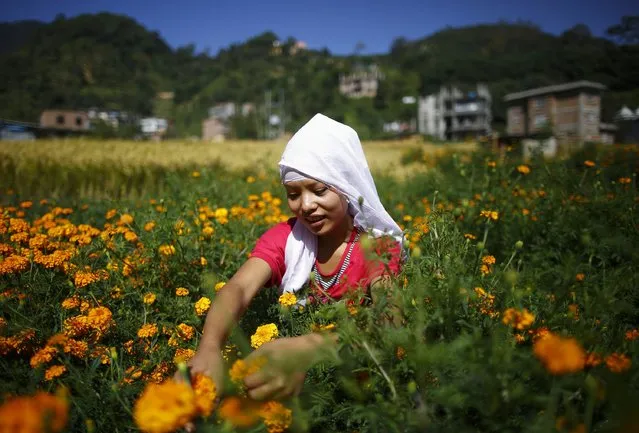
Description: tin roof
504,81,606,102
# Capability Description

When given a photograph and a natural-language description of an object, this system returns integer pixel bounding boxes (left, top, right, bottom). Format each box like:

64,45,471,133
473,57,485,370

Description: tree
607,16,639,44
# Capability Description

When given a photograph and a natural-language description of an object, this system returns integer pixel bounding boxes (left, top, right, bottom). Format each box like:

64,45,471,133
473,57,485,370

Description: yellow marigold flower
480,264,491,275
533,332,585,375
229,357,267,385
200,256,207,266
502,308,535,330
246,176,256,183
176,324,195,341
202,226,215,237
0,391,68,433
173,348,195,364
214,282,226,292
111,287,123,299
144,221,156,232
584,160,595,167
118,214,134,225
403,215,413,222
195,297,211,316
463,233,476,240
605,353,631,373
175,287,189,297
218,396,262,428
278,292,297,307
158,244,176,256
138,324,158,339
310,323,336,333
133,380,197,433
191,171,201,178
260,401,293,433
517,165,531,175
45,365,67,381
143,293,156,305
192,373,217,417
250,324,278,349
105,209,117,220
487,161,496,168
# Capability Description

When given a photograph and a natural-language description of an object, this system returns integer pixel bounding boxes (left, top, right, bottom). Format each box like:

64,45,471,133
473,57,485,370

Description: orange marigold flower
260,401,293,433
502,308,535,330
176,324,195,341
0,391,68,433
605,353,631,373
218,396,262,428
192,373,217,417
481,255,496,265
133,380,197,433
175,287,189,296
584,160,595,167
138,324,158,339
517,165,531,175
144,221,156,232
533,332,585,375
618,177,632,184
585,352,602,368
173,348,195,364
0,254,30,276
45,365,67,381
463,233,476,240
479,210,499,221
624,329,639,341
30,346,58,368
61,296,81,310
105,209,117,220
575,273,585,282
86,306,113,335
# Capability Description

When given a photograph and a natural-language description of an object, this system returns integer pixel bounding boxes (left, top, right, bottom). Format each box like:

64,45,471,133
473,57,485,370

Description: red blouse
250,218,402,300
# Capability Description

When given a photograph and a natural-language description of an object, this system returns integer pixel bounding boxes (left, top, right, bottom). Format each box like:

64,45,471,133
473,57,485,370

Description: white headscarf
278,113,404,298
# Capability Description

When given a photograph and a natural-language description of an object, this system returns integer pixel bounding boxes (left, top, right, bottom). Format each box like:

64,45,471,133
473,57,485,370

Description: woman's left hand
243,335,330,400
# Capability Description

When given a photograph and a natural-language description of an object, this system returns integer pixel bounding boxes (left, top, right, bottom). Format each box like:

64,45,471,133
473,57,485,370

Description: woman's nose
301,192,317,214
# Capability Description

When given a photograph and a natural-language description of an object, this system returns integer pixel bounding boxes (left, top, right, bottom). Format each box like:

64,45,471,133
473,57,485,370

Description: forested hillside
1,13,638,138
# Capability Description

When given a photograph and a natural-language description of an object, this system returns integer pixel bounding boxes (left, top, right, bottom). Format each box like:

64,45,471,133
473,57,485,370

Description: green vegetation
1,14,638,138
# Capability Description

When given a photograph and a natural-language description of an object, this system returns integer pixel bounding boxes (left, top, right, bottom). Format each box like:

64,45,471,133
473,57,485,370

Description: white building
418,84,492,141
139,118,168,135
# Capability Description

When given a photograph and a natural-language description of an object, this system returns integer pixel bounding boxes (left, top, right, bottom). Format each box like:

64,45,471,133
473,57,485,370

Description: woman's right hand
174,346,225,395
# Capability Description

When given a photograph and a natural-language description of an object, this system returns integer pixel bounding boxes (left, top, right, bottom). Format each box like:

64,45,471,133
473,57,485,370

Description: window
533,98,546,109
75,117,83,126
534,114,548,127
56,115,65,125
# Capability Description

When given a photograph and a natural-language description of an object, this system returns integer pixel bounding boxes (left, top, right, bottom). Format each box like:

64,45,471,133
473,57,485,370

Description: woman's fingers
243,370,268,389
247,380,283,401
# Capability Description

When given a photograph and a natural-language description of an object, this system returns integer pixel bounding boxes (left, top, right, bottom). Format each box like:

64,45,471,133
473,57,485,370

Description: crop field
0,139,638,433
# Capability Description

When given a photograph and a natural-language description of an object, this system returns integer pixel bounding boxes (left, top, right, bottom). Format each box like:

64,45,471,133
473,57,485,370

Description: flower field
1,141,638,433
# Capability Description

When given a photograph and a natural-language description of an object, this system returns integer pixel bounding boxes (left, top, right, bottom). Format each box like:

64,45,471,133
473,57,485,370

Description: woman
185,113,404,401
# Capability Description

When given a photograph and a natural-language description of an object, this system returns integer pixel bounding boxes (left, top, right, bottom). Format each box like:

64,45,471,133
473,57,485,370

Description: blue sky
1,0,635,55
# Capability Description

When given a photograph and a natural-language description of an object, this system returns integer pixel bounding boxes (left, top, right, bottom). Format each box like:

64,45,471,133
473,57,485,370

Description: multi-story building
504,81,606,144
417,84,492,141
339,64,383,99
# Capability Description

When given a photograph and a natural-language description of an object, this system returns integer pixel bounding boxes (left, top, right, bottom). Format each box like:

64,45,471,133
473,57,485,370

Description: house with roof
504,81,613,146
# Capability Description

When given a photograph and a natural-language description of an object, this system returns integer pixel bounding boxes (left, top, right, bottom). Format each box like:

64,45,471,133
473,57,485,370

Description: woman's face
284,178,349,236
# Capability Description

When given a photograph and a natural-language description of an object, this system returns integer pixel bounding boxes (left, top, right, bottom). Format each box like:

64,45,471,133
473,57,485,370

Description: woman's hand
174,345,225,395
243,334,335,401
